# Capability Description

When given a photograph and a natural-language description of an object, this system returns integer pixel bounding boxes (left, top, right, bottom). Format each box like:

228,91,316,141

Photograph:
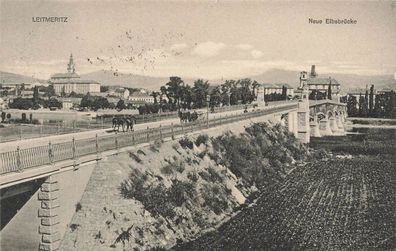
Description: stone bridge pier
1,163,96,251
282,100,347,141
38,175,61,251
309,101,347,137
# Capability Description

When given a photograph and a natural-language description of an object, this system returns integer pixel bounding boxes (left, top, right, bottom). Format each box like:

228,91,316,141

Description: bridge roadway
0,102,298,188
0,108,241,153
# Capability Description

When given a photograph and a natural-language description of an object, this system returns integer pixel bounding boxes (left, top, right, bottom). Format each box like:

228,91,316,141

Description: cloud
170,43,188,51
191,41,226,57
235,44,253,50
251,50,264,59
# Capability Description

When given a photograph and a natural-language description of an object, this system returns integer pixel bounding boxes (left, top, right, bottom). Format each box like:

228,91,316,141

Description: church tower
67,54,76,73
297,70,310,143
299,71,308,89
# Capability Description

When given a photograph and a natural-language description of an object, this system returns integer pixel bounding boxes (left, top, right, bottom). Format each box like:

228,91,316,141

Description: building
49,54,100,95
260,83,294,96
0,97,8,110
298,65,341,101
57,97,82,109
108,87,130,99
61,100,74,110
128,91,154,105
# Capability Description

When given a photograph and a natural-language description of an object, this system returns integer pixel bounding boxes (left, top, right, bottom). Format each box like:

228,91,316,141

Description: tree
347,95,358,117
364,88,369,116
281,86,287,100
252,81,260,101
151,91,160,104
33,86,39,104
92,97,111,111
192,79,209,108
9,97,33,110
358,93,368,117
309,90,326,100
80,93,94,108
229,80,240,105
327,81,332,100
40,85,55,97
100,86,109,92
165,76,184,110
220,80,234,106
369,85,374,116
238,79,254,104
116,99,126,111
48,98,62,109
209,86,222,108
181,85,193,110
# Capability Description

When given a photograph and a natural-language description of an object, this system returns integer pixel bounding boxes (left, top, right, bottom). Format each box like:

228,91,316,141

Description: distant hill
249,69,396,92
80,70,197,91
0,71,45,84
2,69,395,93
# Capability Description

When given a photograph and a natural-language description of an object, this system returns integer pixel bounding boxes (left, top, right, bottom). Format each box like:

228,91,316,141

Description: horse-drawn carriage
112,115,137,132
178,110,205,124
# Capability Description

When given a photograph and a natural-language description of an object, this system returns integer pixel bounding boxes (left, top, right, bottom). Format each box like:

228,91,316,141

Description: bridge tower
297,71,311,143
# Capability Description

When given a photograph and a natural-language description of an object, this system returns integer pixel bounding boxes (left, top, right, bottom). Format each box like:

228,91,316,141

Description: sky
1,0,396,80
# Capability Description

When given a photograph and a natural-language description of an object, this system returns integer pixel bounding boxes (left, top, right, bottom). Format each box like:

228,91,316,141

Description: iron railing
0,103,297,175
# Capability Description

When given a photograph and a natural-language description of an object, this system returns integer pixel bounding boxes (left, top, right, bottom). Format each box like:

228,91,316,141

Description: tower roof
67,53,76,73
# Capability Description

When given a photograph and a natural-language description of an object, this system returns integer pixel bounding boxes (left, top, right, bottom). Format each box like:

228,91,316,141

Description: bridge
0,97,346,251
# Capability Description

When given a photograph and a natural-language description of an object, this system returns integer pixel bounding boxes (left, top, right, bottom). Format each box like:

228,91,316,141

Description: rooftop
50,78,99,84
130,92,153,97
307,77,340,86
261,83,293,89
50,72,80,79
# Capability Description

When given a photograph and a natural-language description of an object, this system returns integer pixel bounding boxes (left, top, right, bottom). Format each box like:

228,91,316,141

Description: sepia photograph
0,0,395,250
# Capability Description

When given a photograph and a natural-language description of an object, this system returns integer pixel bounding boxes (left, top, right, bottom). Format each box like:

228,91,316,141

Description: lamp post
206,94,210,128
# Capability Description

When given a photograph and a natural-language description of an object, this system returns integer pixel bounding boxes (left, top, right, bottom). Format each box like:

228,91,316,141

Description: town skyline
1,1,396,80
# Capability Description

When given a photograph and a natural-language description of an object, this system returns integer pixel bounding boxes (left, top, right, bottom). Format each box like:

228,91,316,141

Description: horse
178,111,202,123
112,117,125,132
125,116,137,132
178,111,191,123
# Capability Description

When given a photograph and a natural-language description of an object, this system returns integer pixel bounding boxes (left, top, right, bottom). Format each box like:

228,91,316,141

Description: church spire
67,53,75,73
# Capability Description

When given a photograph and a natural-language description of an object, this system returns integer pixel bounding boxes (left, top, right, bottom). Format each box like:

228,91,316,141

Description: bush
161,164,174,176
187,171,199,182
179,137,194,149
129,152,142,163
162,160,185,175
168,180,196,206
195,134,209,147
207,167,224,183
120,170,175,218
137,149,146,156
172,143,181,154
75,202,82,212
198,171,212,182
201,184,230,215
120,170,197,218
150,139,163,152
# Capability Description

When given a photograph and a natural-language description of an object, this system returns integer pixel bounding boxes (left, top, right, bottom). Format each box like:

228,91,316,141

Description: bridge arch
316,112,326,121
327,110,334,119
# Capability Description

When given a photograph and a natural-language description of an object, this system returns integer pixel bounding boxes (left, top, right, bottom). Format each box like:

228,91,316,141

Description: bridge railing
0,103,298,175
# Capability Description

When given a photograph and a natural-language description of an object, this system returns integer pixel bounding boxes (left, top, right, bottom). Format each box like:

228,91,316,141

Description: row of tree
155,77,260,111
8,87,62,110
346,85,396,118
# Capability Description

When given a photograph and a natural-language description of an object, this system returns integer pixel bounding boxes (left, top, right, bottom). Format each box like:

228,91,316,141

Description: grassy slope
60,122,304,250
174,128,396,250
